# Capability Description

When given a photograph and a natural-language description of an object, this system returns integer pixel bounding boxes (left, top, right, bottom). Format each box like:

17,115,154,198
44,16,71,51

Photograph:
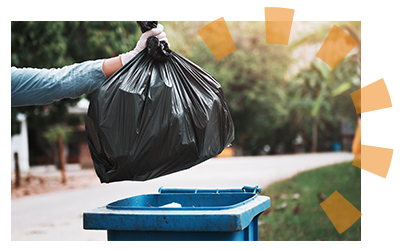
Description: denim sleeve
11,59,106,107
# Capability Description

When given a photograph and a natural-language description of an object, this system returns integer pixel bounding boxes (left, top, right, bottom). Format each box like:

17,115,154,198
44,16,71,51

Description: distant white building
11,113,30,172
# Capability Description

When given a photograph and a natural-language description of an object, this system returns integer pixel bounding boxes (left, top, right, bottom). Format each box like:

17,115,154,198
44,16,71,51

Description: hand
119,23,169,65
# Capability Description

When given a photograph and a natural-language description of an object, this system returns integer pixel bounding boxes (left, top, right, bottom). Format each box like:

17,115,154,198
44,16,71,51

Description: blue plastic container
332,142,341,152
83,186,270,241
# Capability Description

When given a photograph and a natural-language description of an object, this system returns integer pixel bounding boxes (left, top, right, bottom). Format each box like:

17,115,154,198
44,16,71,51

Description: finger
156,23,164,30
149,24,164,36
148,24,164,37
158,37,168,42
155,31,167,40
143,26,163,38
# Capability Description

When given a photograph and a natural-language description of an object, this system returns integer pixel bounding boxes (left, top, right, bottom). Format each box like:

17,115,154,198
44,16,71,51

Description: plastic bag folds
86,36,234,183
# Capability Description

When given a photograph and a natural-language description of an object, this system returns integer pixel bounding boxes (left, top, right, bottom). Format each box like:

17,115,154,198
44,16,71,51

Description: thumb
142,24,164,39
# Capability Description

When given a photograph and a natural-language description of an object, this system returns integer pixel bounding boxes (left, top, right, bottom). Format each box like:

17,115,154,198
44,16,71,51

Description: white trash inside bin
160,202,182,208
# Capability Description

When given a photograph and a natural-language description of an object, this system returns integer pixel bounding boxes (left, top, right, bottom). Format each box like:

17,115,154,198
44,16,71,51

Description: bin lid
83,186,270,232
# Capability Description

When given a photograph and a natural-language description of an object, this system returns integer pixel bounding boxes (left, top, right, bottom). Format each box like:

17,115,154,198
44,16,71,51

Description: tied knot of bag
137,21,171,62
146,37,171,62
137,21,158,33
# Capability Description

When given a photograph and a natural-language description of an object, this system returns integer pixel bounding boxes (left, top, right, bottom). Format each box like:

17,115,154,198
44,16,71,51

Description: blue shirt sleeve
11,59,107,107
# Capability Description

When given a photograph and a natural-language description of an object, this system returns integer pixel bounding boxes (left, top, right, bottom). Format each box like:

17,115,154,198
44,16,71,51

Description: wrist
120,48,141,65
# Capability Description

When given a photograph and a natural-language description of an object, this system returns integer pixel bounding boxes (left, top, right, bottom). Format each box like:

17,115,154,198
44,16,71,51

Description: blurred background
11,21,360,170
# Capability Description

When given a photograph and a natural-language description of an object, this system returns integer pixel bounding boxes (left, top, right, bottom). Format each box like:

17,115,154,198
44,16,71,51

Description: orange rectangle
316,25,358,69
352,145,393,178
320,191,362,234
197,17,237,61
364,78,392,112
264,7,294,45
264,8,295,21
351,78,392,114
265,21,293,44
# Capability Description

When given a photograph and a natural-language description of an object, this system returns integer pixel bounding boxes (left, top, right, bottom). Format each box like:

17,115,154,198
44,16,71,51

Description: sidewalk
12,152,354,240
11,164,99,199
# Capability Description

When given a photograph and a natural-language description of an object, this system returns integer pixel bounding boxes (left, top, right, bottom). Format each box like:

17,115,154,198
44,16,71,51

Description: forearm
11,24,168,107
102,56,123,79
11,59,106,107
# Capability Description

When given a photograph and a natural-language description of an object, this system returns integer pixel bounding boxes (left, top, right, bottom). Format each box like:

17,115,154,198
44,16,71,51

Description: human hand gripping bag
85,21,234,183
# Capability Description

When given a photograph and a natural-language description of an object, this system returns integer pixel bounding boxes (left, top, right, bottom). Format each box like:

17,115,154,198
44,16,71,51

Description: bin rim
157,186,262,194
106,192,258,211
84,195,271,232
106,186,262,211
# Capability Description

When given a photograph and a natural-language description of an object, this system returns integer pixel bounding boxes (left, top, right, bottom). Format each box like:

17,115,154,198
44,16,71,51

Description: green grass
258,161,361,241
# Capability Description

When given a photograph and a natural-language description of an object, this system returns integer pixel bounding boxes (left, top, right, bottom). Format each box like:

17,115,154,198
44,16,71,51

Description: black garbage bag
85,21,234,183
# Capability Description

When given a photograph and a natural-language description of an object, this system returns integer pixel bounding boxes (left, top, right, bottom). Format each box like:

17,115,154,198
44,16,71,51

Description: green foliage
11,21,140,68
11,22,141,165
12,21,68,68
11,21,360,155
11,21,140,131
62,21,139,64
286,54,359,151
187,22,292,154
289,21,361,51
179,21,359,154
43,125,74,144
11,108,21,136
259,161,361,240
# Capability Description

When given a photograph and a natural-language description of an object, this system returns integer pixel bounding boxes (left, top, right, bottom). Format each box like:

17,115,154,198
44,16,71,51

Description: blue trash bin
83,186,270,241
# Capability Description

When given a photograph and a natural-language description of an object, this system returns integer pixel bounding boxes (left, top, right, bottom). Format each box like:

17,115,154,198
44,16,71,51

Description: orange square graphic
320,191,362,234
264,7,295,45
352,145,394,178
264,7,294,21
265,21,292,45
197,17,237,61
350,88,361,114
316,25,358,69
351,78,392,114
351,121,361,170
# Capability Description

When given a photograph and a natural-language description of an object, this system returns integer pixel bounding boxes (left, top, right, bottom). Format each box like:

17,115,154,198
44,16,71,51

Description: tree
290,21,361,94
184,21,292,154
12,21,360,160
43,124,73,173
12,21,140,68
12,21,141,132
286,53,360,153
11,21,140,173
43,125,73,183
164,21,361,154
288,21,361,152
287,61,330,152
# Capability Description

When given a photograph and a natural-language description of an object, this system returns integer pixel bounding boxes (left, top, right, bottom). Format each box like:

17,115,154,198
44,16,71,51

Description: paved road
11,152,354,241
